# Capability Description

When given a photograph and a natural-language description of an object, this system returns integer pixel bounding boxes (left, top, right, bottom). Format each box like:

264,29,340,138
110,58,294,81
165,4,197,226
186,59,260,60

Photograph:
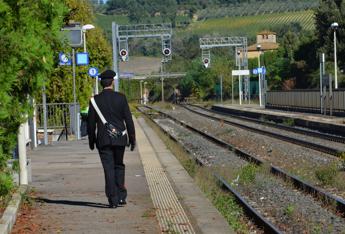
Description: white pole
334,30,338,89
42,84,48,145
95,76,99,95
83,31,87,53
18,122,28,185
238,63,242,105
112,22,119,91
72,48,77,137
258,52,262,107
239,76,242,105
77,113,81,140
161,61,164,102
32,101,37,148
220,76,223,103
232,75,234,104
140,81,143,104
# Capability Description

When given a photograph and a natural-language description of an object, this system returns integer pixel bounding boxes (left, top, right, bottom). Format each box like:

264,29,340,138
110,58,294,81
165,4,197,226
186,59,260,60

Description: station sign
59,52,71,66
88,67,99,77
76,52,89,66
232,70,250,76
253,67,266,75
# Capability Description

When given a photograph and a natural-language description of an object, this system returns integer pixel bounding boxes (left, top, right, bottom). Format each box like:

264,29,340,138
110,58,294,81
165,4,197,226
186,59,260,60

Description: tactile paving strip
136,120,195,234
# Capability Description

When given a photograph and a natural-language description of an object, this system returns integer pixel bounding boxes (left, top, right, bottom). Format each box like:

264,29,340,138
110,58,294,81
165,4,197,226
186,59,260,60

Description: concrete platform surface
26,138,159,233
16,117,233,234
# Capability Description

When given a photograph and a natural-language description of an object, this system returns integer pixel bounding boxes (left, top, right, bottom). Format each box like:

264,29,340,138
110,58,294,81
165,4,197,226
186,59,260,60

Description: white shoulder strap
91,97,107,125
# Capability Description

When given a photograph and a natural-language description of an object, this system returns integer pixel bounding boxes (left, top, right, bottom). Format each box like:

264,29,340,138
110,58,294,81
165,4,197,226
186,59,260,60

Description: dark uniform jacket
87,89,135,149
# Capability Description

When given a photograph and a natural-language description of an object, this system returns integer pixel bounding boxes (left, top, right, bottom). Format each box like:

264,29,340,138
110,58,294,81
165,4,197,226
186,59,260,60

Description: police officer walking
87,70,136,208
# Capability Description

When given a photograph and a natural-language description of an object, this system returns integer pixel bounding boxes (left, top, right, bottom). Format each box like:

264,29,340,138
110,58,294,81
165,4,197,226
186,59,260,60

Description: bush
315,164,338,185
0,172,13,198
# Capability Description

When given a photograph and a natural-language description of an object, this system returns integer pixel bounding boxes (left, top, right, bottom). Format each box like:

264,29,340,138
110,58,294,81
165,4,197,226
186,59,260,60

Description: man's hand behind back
129,140,136,151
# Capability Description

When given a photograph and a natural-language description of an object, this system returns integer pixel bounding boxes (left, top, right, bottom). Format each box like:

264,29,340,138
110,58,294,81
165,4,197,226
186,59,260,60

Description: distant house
247,31,279,59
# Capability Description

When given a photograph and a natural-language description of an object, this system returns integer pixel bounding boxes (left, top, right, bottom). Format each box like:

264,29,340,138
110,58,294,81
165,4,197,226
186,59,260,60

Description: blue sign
88,67,99,77
76,52,89,66
253,67,266,75
59,52,71,66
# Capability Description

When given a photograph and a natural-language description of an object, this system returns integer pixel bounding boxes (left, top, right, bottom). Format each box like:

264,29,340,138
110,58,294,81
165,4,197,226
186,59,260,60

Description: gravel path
155,106,345,201
153,117,345,233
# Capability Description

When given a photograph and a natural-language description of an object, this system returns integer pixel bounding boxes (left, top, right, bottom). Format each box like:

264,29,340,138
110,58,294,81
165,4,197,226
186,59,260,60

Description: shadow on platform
36,197,109,209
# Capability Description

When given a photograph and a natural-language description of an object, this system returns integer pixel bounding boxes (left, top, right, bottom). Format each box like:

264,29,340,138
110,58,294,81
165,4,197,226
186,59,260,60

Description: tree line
0,0,111,197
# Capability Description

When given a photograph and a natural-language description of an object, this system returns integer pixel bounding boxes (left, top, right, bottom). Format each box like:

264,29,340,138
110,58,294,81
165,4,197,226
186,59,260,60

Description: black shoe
108,202,117,208
108,199,118,208
118,199,127,206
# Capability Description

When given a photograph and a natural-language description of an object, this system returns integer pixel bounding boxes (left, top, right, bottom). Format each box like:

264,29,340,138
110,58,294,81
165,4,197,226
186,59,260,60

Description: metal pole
334,30,338,89
258,52,262,107
329,74,333,116
18,121,28,185
144,82,147,105
83,31,87,53
42,84,48,145
32,99,37,148
140,81,143,104
220,76,223,103
72,48,77,137
161,61,164,102
320,58,322,114
77,113,81,140
112,22,119,91
232,75,234,104
238,63,242,105
320,53,325,114
95,76,99,95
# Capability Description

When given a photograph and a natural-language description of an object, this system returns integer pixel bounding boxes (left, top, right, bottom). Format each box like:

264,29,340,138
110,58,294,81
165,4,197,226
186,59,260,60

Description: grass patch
238,164,258,185
284,204,295,217
143,115,250,233
315,163,338,186
340,152,345,171
282,118,295,127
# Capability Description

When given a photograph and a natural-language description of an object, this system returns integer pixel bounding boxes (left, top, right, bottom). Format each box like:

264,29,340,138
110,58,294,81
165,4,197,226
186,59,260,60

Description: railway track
194,104,345,143
183,104,345,157
140,105,345,220
139,106,283,233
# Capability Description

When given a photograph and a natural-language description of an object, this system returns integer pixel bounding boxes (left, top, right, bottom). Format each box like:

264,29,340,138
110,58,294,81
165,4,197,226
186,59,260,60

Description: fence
266,90,345,115
36,103,80,135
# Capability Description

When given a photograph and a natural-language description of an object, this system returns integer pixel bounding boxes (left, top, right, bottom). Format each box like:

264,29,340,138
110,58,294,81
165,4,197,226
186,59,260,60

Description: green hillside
96,10,315,41
182,10,315,37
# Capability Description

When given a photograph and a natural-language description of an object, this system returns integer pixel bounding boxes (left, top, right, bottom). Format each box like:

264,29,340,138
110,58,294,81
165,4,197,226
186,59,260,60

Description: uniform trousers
98,146,127,205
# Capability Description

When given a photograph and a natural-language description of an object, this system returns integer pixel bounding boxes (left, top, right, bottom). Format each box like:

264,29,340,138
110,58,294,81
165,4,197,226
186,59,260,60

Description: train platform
17,117,231,234
212,104,345,135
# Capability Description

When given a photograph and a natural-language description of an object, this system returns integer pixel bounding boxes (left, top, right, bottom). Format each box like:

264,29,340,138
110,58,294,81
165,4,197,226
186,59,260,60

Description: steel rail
192,104,345,143
183,104,344,157
138,106,283,234
142,105,345,218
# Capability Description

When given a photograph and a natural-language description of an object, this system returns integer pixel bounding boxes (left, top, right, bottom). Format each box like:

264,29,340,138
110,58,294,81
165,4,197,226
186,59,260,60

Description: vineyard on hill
182,10,315,37
96,10,315,41
196,0,318,19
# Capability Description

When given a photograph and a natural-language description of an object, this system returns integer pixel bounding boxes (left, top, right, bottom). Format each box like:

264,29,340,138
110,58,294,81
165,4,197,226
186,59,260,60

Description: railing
36,103,75,129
